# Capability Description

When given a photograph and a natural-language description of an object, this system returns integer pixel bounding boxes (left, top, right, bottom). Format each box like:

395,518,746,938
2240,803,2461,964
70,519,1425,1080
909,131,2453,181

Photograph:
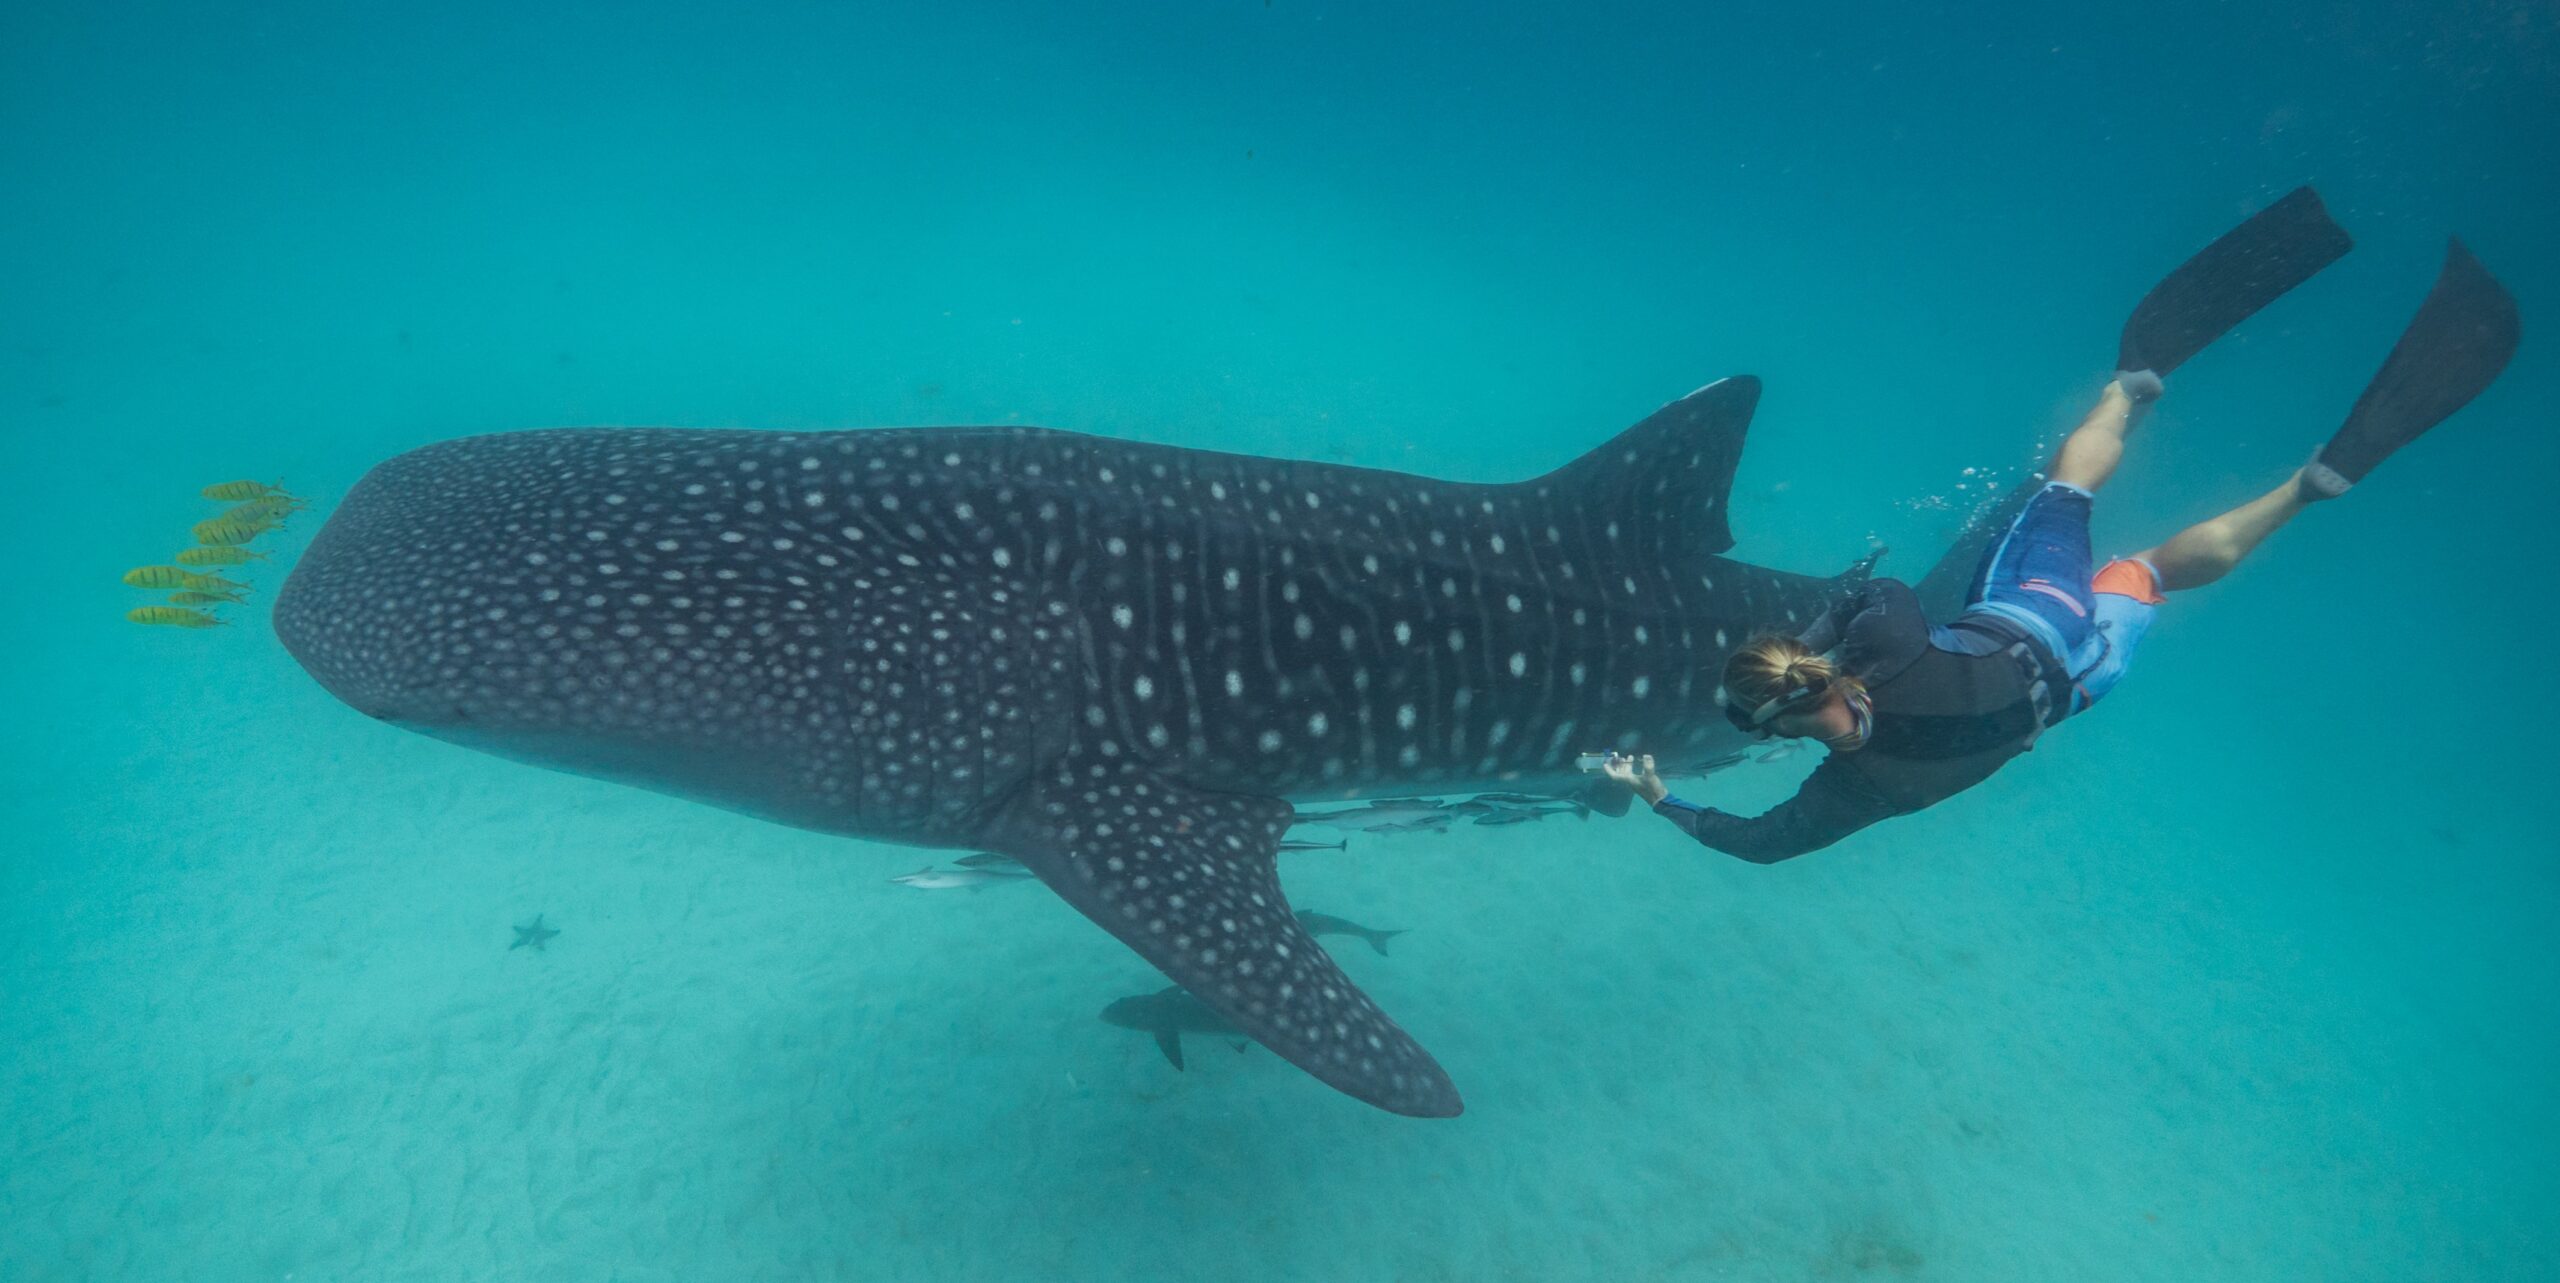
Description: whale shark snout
274,432,911,832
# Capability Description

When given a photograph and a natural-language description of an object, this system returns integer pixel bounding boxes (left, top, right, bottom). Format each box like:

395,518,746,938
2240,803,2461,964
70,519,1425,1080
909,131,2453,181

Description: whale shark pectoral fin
1154,1028,1186,1071
983,759,1464,1118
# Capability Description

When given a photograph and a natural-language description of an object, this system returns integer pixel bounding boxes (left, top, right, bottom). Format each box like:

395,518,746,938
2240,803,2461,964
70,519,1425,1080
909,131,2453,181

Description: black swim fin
2117,186,2354,376
2301,238,2520,498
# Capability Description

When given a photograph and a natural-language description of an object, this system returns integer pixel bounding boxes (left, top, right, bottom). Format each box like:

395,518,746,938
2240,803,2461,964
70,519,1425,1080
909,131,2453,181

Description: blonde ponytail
1722,634,1865,717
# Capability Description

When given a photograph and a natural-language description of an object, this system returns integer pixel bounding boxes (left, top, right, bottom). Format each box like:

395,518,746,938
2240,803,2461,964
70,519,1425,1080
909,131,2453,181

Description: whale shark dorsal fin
1533,375,1760,561
984,758,1463,1118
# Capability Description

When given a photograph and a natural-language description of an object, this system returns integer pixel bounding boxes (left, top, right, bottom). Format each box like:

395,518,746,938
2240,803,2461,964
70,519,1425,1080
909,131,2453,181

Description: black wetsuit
1653,577,2057,862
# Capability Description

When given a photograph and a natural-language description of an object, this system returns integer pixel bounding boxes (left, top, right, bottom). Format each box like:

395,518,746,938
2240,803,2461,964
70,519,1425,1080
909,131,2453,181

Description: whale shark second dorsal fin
1531,375,1760,564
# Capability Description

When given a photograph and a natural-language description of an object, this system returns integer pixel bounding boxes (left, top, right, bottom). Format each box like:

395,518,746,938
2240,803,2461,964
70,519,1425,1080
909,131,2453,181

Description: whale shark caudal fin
1533,375,1760,564
981,758,1463,1117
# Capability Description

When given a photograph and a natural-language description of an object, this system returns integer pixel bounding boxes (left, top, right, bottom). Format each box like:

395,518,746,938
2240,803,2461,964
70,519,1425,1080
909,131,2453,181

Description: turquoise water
5,2,2554,1279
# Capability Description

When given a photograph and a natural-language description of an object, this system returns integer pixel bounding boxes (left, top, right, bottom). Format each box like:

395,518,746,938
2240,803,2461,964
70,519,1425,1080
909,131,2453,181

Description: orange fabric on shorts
2091,558,2166,605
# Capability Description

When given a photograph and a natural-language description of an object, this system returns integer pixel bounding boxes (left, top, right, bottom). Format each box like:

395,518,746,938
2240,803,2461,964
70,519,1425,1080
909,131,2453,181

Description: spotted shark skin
274,375,1862,1116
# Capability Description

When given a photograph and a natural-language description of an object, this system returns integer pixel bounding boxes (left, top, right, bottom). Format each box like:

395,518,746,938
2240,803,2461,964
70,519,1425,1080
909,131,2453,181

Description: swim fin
2301,238,2520,498
2117,186,2355,377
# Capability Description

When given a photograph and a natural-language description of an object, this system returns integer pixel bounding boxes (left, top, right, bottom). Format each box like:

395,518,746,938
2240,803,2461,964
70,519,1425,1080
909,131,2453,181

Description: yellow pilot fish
192,517,273,546
127,606,226,628
122,565,200,589
217,497,302,525
121,565,247,593
174,546,269,567
201,479,290,501
166,590,244,606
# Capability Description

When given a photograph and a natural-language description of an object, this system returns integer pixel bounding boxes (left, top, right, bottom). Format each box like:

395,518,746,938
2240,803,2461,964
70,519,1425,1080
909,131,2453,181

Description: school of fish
123,480,305,630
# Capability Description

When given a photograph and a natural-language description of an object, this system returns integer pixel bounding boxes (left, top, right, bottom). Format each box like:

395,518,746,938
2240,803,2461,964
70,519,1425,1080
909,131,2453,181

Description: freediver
1605,188,2520,861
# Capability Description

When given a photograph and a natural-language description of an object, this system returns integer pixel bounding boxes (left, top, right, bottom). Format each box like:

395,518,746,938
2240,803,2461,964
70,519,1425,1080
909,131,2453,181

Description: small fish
1294,797,1454,830
1678,750,1750,776
954,852,1027,871
126,606,225,628
217,496,304,525
1100,985,1251,1070
1449,793,1586,824
1470,808,1574,826
890,865,1034,890
173,546,269,567
121,564,199,589
1753,741,1804,763
166,590,244,607
121,565,245,593
1293,910,1407,957
201,479,290,502
191,517,274,546
1365,815,1454,835
1277,837,1348,852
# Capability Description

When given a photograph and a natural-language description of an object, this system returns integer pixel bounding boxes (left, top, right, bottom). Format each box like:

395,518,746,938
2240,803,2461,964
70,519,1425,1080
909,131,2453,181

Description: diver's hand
1601,752,1669,805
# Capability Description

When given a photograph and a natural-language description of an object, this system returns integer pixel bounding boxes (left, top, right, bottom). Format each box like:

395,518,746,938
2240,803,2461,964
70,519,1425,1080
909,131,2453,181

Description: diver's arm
1650,764,1895,863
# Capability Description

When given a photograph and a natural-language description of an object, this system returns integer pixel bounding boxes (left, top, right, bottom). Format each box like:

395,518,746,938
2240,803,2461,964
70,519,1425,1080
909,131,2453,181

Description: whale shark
273,374,1869,1116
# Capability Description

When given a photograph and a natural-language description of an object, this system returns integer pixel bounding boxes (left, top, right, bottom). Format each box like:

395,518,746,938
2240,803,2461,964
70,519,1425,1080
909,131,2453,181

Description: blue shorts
1961,481,2163,719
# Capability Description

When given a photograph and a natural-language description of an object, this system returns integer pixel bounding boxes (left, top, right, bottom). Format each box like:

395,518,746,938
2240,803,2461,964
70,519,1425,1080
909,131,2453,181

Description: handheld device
1574,752,1611,773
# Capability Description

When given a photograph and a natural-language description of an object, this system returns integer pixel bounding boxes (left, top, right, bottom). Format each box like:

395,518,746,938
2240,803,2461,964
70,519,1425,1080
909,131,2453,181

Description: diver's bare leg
2048,373,2161,493
2137,471,2309,592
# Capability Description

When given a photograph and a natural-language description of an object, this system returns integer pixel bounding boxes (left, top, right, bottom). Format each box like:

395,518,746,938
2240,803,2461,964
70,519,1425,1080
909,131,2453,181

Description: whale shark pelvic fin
982,758,1463,1117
